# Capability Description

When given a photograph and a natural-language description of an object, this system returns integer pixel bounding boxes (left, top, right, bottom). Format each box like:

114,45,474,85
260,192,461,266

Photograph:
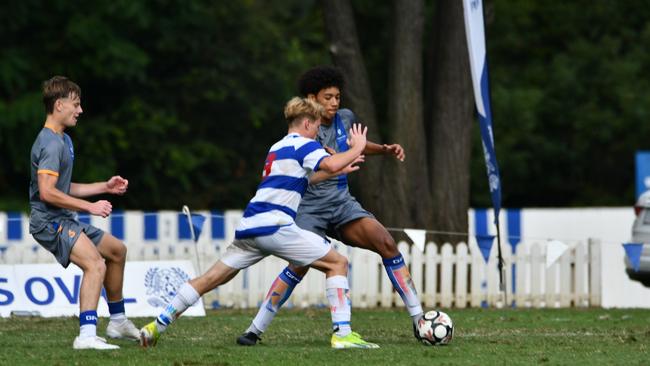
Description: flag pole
463,0,507,304
182,205,203,274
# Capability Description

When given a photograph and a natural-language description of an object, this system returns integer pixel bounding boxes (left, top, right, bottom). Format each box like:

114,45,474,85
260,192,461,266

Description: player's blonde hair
284,97,325,125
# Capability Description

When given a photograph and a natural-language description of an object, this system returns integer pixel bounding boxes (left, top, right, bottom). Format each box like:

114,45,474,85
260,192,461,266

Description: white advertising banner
0,260,205,318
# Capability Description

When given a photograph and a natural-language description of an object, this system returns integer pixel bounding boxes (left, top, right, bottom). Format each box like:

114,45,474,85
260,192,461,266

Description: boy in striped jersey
140,97,379,349
237,66,424,346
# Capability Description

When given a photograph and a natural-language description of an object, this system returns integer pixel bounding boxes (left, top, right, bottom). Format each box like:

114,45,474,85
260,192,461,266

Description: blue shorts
31,219,104,268
295,195,374,240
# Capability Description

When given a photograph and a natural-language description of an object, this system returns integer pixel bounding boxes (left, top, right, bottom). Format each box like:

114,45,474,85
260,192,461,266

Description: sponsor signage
0,260,205,317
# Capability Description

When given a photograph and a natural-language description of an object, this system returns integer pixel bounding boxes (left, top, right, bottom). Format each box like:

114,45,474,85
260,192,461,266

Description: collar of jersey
44,123,64,135
286,133,300,138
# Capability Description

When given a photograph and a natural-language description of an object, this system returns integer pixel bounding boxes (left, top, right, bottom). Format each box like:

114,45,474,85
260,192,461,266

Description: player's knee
333,254,348,273
83,257,106,278
375,233,399,258
289,265,309,277
114,243,127,262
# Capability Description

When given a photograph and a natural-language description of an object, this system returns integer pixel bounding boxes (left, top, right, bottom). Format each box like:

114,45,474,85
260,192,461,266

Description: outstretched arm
70,176,128,198
364,141,405,162
309,155,365,184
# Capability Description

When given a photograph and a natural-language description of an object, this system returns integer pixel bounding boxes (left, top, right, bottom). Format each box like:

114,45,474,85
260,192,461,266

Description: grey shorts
31,219,104,268
296,195,374,240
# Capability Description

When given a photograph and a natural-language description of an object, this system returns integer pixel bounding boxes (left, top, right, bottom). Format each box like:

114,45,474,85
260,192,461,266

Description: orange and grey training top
28,126,76,234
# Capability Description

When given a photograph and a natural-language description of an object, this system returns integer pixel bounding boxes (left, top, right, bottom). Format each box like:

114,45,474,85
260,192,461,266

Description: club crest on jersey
144,267,191,307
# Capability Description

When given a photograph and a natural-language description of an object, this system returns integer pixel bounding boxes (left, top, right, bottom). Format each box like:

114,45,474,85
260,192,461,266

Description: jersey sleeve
37,140,63,177
295,140,330,172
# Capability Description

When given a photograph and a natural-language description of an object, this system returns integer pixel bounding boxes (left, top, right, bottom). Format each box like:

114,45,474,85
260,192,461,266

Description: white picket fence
0,238,602,309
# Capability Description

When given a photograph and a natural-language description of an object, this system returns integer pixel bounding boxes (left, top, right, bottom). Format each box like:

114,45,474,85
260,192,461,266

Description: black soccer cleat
236,331,261,346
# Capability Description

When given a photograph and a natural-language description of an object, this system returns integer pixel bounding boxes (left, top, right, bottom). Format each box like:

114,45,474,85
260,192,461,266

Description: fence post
424,242,438,308
575,242,589,307
588,238,602,307
455,243,469,308
469,240,484,307
530,243,543,308
440,243,454,308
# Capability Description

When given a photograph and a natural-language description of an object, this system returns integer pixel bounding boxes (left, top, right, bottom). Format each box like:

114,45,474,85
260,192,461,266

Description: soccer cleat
139,321,160,348
331,332,380,349
73,336,120,350
107,319,140,341
236,331,262,346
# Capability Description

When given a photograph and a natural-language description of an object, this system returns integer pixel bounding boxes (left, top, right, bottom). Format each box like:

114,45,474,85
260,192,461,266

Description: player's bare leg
340,217,424,338
97,233,139,341
140,261,240,347
69,233,118,349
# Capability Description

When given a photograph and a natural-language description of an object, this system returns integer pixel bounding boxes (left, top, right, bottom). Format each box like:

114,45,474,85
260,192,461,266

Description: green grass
0,308,649,365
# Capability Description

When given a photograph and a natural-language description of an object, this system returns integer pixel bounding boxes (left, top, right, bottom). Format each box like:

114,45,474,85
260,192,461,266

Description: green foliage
2,1,649,210
474,0,650,207
0,0,326,210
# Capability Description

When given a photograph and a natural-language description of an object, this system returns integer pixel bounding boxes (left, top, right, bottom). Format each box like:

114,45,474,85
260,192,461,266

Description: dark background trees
2,1,649,234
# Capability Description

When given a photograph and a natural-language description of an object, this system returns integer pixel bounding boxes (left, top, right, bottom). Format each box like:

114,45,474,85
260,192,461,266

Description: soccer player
139,97,379,349
237,66,424,346
29,76,140,350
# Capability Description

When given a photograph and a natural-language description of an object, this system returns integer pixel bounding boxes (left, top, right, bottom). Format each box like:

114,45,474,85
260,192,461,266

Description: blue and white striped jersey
235,133,329,239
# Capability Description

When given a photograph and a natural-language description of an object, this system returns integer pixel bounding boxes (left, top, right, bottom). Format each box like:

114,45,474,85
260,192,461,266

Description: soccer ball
417,310,453,345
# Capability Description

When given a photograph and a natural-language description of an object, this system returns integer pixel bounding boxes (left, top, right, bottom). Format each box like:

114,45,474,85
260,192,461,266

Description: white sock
79,324,96,339
326,275,352,337
156,282,200,333
109,313,127,323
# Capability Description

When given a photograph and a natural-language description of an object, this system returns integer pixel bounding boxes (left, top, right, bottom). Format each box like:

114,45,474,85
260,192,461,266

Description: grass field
1,307,649,365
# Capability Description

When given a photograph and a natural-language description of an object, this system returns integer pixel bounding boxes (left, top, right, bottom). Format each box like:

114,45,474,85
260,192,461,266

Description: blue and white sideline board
0,260,205,318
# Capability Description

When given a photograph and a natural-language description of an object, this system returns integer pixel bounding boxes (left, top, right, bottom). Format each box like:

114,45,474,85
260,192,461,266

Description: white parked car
628,190,650,286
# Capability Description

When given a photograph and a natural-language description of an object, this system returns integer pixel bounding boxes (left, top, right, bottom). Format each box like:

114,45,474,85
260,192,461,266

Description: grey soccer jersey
29,127,76,233
308,108,355,194
296,109,373,237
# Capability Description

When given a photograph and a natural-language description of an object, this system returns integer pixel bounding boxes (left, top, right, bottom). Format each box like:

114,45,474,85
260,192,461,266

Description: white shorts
220,224,332,269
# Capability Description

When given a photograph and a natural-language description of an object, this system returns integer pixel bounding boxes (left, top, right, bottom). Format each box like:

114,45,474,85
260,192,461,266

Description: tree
321,0,472,241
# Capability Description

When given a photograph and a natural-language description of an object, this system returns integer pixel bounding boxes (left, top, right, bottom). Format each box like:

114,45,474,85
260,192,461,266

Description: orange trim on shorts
37,169,59,177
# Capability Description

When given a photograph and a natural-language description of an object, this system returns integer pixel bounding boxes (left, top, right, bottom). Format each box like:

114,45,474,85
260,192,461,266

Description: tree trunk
321,0,384,217
428,0,474,244
382,0,431,229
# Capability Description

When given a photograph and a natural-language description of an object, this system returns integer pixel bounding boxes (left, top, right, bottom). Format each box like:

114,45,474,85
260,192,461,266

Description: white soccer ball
417,310,453,346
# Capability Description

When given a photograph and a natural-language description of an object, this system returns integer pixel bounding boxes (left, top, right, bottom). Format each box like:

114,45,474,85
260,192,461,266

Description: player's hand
89,200,112,218
347,124,367,151
106,176,128,195
383,144,405,162
341,155,365,174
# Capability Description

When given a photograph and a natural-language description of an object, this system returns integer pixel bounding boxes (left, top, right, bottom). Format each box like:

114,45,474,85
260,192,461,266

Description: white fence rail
0,237,602,309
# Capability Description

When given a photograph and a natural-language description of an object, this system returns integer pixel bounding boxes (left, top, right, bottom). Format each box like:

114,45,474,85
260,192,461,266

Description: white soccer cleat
73,336,120,350
106,319,140,341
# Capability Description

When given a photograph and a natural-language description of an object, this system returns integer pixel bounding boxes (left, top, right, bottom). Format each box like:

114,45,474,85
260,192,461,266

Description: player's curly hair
297,66,344,97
